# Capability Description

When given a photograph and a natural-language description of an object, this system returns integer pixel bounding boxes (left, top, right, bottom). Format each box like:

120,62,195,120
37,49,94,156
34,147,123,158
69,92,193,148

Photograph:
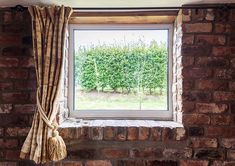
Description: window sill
58,118,185,141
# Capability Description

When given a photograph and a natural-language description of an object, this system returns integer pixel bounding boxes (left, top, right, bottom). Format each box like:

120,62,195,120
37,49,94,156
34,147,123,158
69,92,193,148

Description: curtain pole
11,4,234,12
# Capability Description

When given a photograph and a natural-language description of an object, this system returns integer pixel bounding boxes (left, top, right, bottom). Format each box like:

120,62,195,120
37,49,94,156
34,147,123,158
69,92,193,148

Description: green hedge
75,42,167,94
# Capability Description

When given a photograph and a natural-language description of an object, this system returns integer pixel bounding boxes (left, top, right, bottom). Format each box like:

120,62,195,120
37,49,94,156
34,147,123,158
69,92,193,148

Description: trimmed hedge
75,42,167,94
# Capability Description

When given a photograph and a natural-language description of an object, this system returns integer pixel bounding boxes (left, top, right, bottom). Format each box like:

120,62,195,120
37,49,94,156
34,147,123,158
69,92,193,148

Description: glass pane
74,28,168,111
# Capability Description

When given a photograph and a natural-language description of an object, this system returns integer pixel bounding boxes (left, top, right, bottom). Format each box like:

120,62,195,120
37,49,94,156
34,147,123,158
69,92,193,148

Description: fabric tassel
48,129,67,161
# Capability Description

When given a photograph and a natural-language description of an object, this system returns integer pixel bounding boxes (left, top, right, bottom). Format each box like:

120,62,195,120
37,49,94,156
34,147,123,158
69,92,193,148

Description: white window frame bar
68,24,173,120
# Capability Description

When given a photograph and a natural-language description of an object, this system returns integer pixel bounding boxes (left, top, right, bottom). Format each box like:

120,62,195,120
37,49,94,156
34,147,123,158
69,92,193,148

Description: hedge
74,42,168,94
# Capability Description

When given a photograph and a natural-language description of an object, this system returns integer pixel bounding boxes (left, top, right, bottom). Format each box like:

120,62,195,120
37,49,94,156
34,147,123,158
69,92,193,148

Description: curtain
20,6,72,164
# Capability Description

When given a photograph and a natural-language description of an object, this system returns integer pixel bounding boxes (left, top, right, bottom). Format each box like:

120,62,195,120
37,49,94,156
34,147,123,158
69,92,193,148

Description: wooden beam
69,15,176,24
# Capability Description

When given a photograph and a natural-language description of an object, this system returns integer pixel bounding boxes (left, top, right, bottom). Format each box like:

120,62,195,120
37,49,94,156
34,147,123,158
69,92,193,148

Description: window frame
68,24,173,120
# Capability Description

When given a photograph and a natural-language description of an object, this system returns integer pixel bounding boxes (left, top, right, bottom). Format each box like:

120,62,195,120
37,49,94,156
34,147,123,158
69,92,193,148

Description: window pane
74,28,168,111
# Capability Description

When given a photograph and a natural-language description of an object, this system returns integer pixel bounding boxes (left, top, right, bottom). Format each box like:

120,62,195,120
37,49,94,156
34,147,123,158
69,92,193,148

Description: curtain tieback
36,88,67,161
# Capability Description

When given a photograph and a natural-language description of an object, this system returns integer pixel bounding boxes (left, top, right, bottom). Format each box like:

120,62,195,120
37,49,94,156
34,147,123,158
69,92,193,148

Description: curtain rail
10,4,235,12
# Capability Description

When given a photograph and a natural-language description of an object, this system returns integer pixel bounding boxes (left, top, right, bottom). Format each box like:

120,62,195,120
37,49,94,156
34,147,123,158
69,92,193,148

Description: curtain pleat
20,6,72,164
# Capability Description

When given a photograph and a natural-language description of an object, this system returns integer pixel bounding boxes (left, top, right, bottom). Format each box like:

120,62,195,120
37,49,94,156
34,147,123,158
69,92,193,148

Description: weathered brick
0,35,21,45
182,45,211,57
227,150,235,160
196,80,227,90
1,92,29,103
212,46,231,56
139,127,150,140
0,82,13,90
85,160,112,166
183,23,212,33
103,127,115,140
0,69,28,79
19,57,34,68
214,69,235,79
182,91,211,102
196,103,228,114
214,23,231,33
188,127,204,137
14,104,35,114
183,114,210,125
150,127,161,141
196,35,226,45
101,149,128,158
213,91,235,101
182,68,212,78
206,127,235,137
5,150,20,160
0,162,17,166
0,104,13,113
0,57,18,67
211,115,231,125
162,128,175,142
194,149,223,160
127,127,138,141
59,161,83,166
163,148,192,159
91,127,103,140
180,160,209,166
190,138,218,148
116,127,126,141
182,56,194,67
221,138,235,148
223,161,235,166
0,139,18,148
14,80,36,90
130,148,162,158
182,35,194,45
6,127,30,136
175,128,186,141
196,57,228,67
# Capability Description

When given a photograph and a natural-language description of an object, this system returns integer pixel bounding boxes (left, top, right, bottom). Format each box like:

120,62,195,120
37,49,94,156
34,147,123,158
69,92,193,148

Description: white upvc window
68,24,173,120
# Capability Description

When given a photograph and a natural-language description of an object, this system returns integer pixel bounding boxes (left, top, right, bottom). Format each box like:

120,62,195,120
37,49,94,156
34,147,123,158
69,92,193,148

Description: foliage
74,41,168,94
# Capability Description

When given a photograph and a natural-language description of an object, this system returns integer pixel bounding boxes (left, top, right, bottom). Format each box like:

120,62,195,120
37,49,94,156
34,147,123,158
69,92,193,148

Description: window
68,24,173,119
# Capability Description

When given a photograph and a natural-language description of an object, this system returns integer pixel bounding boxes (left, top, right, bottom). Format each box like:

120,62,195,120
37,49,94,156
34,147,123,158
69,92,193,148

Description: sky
74,29,168,51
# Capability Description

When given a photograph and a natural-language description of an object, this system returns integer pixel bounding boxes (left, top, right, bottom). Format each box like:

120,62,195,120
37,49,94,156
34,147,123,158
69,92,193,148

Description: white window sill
59,118,183,128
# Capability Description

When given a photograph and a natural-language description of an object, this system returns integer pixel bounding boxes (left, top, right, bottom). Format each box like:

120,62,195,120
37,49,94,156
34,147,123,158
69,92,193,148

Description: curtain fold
20,5,73,164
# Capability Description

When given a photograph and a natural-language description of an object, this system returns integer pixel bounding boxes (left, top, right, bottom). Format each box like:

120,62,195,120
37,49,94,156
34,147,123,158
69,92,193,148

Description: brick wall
1,6,235,166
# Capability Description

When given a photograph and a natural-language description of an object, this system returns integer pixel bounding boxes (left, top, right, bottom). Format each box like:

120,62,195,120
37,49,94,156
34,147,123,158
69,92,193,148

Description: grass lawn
75,90,167,111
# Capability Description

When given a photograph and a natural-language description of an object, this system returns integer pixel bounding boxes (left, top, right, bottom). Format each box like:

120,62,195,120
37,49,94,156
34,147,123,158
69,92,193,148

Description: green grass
75,90,167,111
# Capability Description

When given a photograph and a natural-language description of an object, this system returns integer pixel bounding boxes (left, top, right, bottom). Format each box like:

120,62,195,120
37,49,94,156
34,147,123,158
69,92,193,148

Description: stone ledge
59,118,183,128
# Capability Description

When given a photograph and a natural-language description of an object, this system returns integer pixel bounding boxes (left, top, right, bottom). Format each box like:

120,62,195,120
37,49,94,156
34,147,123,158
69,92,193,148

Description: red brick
0,82,13,90
221,138,235,148
183,23,212,33
196,57,228,67
206,127,235,137
19,57,34,67
182,45,211,57
130,148,162,158
212,46,231,56
1,92,29,103
182,91,211,102
0,162,17,166
139,127,150,140
182,35,194,45
182,101,195,113
190,138,218,148
213,91,235,101
176,128,186,141
103,127,115,140
191,9,205,21
127,127,138,141
0,57,18,67
183,114,210,125
162,128,175,141
60,161,83,166
196,35,226,45
196,80,227,90
214,69,235,79
0,69,28,79
182,56,194,67
91,127,103,140
0,139,18,148
223,161,235,166
150,127,161,141
85,160,112,166
14,104,35,113
211,115,231,125
211,160,223,166
6,127,30,136
101,149,128,158
0,104,13,113
5,150,20,160
214,23,231,33
163,148,192,159
0,35,21,45
180,160,209,166
14,80,36,90
227,150,235,160
116,127,126,141
196,103,228,114
182,68,212,78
